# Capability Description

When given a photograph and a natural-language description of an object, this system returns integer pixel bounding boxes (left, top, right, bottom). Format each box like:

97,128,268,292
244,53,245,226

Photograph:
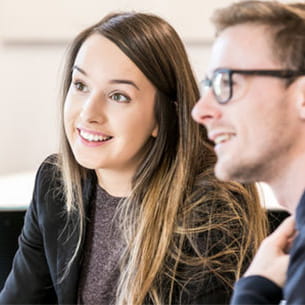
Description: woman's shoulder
191,170,250,207
35,153,63,184
32,154,63,206
190,172,229,205
32,154,95,211
37,154,60,177
21,155,66,232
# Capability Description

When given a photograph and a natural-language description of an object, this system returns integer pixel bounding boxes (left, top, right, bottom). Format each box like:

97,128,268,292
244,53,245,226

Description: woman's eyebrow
72,65,87,76
72,65,139,90
109,79,140,90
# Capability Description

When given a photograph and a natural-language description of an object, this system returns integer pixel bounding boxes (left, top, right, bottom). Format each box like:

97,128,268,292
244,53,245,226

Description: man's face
192,24,299,183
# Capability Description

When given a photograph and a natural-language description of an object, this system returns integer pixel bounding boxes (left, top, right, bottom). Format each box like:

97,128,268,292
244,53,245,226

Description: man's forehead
207,24,279,73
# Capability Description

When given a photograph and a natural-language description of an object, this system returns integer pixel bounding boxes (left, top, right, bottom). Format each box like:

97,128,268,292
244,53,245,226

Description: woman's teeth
80,130,112,142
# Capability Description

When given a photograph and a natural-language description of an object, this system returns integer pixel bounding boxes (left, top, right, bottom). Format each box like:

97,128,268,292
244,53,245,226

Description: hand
244,215,296,288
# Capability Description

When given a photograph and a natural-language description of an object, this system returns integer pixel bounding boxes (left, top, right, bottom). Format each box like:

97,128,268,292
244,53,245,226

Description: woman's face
64,33,158,177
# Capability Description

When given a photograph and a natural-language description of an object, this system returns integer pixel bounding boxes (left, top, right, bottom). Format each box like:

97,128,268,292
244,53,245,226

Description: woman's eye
110,93,130,103
73,81,88,92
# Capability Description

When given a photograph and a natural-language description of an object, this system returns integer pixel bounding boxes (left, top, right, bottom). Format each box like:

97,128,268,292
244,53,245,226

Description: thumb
269,215,296,248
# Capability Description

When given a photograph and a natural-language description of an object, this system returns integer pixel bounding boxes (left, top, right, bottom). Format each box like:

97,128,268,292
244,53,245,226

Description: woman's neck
95,168,133,197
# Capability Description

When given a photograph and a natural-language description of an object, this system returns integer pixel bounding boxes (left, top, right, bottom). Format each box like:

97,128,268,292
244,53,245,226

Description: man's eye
221,79,232,86
110,93,130,103
73,81,88,92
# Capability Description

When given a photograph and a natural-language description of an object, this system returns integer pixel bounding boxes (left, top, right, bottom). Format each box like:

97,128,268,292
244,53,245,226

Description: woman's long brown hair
57,12,267,305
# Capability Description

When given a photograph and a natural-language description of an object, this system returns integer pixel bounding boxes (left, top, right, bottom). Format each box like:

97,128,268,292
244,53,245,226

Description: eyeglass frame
202,68,305,104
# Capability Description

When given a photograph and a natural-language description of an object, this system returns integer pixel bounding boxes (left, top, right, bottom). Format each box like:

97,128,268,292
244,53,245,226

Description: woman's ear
152,125,158,138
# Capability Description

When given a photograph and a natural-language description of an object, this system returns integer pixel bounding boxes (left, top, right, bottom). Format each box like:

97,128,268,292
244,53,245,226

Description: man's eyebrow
109,79,140,90
72,65,87,76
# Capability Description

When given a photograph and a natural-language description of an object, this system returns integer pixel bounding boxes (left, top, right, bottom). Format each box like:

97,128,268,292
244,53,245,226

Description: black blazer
0,156,232,304
0,157,97,304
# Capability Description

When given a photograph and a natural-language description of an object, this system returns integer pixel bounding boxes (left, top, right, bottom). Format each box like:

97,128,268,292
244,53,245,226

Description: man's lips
209,132,236,145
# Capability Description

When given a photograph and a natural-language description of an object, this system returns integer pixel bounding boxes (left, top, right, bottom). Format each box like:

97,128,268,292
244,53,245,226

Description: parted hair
57,12,267,305
212,0,305,71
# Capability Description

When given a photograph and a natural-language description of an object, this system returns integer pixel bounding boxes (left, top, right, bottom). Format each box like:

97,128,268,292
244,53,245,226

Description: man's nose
192,91,222,127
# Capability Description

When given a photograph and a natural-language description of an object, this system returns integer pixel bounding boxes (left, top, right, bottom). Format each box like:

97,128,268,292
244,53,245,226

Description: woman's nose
80,93,106,123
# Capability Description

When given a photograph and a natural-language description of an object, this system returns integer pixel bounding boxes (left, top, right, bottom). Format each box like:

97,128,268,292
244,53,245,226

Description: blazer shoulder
34,154,62,188
31,154,64,214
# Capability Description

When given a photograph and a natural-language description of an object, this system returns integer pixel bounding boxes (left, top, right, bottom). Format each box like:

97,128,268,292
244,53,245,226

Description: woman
0,12,267,305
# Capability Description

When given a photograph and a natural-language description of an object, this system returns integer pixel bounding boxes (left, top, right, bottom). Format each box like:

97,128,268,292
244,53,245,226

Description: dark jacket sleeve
231,192,305,305
230,276,283,305
0,159,58,304
284,196,305,305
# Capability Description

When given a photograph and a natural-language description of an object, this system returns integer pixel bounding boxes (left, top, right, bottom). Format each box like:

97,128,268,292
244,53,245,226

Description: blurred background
0,0,285,208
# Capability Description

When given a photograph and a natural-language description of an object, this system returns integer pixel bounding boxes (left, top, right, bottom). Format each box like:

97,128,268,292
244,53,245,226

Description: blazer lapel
56,170,97,304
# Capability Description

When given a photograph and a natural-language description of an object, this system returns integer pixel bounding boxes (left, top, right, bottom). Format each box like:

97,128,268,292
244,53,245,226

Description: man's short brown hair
212,1,305,70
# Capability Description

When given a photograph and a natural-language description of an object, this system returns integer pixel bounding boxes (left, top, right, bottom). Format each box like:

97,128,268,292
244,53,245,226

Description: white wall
0,44,63,174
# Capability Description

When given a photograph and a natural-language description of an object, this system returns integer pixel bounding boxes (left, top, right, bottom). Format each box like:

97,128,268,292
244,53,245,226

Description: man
192,1,305,304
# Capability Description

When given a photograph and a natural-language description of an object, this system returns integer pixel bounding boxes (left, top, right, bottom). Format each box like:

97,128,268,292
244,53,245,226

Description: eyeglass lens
200,71,231,104
214,71,231,103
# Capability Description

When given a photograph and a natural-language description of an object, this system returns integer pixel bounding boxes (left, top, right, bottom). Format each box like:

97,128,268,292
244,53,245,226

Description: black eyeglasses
201,68,305,104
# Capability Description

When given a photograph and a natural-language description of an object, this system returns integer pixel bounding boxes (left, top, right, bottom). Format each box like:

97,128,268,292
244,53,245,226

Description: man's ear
294,77,305,119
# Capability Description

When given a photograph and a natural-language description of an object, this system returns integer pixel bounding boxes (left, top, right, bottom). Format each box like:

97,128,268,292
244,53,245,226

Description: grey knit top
77,185,124,305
